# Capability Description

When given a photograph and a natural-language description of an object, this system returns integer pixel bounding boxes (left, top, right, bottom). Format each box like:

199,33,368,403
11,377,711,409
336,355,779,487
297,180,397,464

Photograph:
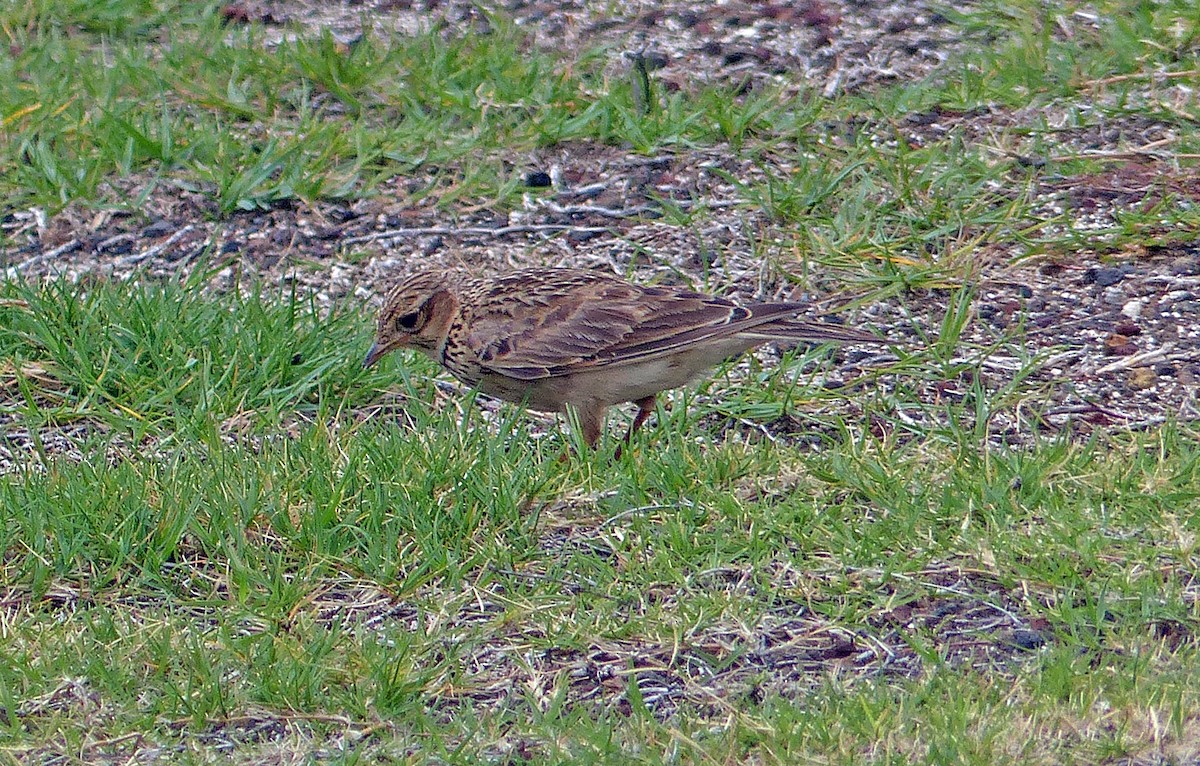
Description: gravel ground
2,1,1198,736
4,0,1196,444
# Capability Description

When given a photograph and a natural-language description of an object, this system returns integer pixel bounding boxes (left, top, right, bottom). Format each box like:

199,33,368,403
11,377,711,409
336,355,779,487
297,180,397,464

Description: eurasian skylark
364,267,881,451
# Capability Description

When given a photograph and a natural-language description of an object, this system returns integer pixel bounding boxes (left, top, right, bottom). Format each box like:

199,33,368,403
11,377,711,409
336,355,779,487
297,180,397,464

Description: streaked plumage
364,267,881,452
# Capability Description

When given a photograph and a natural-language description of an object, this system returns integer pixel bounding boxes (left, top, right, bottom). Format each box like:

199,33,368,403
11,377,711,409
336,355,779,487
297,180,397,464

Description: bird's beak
363,342,385,369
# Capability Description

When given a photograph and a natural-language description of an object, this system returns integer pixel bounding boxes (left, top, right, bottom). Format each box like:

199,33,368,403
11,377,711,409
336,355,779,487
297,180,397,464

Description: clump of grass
0,274,374,437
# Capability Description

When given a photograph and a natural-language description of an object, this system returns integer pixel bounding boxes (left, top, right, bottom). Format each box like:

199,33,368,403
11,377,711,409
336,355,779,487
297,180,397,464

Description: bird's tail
743,319,884,345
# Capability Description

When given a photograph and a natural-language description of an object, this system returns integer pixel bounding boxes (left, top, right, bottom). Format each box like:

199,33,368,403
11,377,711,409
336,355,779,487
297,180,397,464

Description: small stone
1007,629,1048,650
1105,334,1136,355
566,229,602,245
1121,299,1146,320
1170,256,1200,276
422,235,444,256
1114,321,1141,336
1088,267,1127,287
1155,363,1176,377
1017,284,1033,298
1127,367,1156,390
523,171,552,188
642,50,669,70
1099,266,1123,285
99,237,135,255
141,220,174,238
1102,286,1124,305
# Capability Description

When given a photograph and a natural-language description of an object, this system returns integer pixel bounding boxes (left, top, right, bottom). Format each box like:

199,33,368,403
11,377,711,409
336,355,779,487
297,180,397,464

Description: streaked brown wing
461,271,807,381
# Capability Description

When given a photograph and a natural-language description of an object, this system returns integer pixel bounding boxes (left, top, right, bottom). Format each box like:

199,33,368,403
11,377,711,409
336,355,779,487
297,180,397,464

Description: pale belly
475,337,756,413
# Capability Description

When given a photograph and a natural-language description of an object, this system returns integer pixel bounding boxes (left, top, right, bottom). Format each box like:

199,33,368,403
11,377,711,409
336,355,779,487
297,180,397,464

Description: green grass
3,0,1200,763
6,0,1200,266
1,279,1198,763
0,273,371,433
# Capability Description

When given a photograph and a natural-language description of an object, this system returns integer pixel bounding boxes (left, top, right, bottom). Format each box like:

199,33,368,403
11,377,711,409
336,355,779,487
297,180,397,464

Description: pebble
140,220,174,238
567,229,603,245
1102,286,1124,305
1007,629,1048,651
1114,321,1141,336
1105,334,1137,355
1086,266,1128,286
1121,298,1145,320
1170,256,1200,275
642,50,670,70
422,236,444,256
1127,367,1156,390
523,171,552,188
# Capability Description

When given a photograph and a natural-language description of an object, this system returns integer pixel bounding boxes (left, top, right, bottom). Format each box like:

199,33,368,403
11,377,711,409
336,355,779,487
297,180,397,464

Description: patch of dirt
0,415,113,474
187,561,1059,721
12,45,1200,453
2,6,1196,458
225,0,964,96
0,558,1060,724
3,143,1199,459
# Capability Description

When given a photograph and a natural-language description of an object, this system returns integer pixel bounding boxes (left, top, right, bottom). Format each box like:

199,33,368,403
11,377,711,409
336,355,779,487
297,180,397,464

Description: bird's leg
578,405,605,449
626,395,657,441
614,395,656,460
560,402,606,461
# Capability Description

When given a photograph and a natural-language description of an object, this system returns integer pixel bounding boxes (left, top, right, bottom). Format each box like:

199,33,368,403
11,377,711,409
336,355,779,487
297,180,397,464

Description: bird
364,267,881,454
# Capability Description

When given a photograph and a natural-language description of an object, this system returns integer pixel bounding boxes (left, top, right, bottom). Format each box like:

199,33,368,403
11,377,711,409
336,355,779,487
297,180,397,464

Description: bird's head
363,270,462,368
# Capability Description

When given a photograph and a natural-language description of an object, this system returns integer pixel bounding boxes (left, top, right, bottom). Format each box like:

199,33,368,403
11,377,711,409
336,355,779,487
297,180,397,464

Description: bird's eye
396,311,421,331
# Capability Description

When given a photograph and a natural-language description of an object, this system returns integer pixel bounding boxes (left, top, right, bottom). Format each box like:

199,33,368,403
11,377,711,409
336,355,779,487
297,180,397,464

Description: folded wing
462,271,876,381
